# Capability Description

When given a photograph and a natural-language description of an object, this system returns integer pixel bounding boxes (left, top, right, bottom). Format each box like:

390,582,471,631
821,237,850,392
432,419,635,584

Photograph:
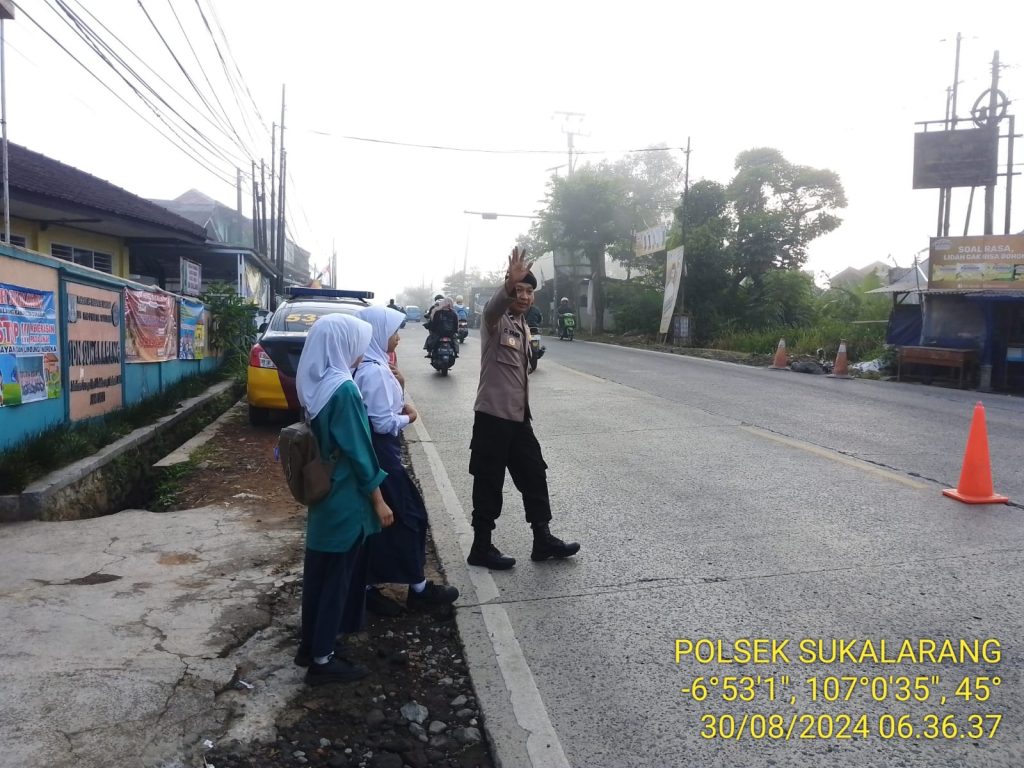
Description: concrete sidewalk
0,503,304,768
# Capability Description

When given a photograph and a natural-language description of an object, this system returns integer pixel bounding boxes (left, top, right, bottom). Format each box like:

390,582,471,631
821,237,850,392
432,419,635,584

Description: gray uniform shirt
473,285,531,422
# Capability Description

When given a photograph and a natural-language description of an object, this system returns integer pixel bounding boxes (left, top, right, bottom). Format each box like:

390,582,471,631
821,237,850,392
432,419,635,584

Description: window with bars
0,233,27,248
50,243,114,274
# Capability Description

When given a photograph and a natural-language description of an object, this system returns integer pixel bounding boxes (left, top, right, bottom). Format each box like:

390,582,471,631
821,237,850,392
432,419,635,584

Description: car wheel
248,405,271,426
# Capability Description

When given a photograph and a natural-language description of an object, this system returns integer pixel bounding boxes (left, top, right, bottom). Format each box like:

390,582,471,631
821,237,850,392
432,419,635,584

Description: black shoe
407,580,459,608
294,639,347,668
531,528,581,561
467,544,516,570
365,586,404,617
304,654,369,686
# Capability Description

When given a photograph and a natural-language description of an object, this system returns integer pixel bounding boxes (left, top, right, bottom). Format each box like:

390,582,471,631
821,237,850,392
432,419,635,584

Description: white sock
313,653,332,665
410,580,427,593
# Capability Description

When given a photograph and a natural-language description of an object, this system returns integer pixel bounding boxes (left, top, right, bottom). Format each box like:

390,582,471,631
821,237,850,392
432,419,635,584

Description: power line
161,0,256,161
135,0,253,166
51,0,249,171
307,131,686,157
191,0,260,148
13,1,236,187
202,0,270,138
66,0,248,160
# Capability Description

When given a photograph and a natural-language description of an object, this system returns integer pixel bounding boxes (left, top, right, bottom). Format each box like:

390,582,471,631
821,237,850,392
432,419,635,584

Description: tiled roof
9,142,207,240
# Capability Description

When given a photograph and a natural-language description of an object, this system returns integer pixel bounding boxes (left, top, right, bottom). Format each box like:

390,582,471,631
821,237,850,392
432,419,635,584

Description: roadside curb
0,379,237,523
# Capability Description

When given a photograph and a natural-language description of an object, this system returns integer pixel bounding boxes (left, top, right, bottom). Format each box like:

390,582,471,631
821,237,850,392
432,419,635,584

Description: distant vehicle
246,287,374,425
404,305,424,322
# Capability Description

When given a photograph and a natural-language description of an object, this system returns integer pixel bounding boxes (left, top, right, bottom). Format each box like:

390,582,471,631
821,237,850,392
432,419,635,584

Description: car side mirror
258,322,269,334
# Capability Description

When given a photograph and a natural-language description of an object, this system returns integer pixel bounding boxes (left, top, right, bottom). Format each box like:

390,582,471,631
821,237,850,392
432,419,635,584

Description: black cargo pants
468,410,553,531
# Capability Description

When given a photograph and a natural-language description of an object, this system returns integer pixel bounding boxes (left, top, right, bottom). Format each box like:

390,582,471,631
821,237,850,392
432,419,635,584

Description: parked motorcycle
430,336,458,376
457,319,469,344
528,325,545,372
558,312,576,341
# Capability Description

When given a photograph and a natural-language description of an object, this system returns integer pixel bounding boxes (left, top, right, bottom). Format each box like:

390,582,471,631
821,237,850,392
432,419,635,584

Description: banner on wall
66,283,123,420
125,288,178,363
194,309,210,360
0,282,61,407
179,298,204,360
242,259,269,308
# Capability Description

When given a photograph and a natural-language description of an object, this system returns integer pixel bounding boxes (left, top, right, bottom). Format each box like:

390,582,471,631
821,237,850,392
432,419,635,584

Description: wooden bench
897,346,977,389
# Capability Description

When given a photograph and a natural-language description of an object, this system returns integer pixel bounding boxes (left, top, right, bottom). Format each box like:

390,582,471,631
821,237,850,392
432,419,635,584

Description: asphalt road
400,330,1024,768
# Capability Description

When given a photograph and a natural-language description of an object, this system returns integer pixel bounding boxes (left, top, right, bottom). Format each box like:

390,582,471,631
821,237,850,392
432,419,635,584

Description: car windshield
269,303,361,332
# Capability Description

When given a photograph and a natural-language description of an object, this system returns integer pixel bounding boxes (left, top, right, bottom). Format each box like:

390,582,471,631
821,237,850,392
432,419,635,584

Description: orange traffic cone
943,402,1009,504
827,339,852,379
769,339,788,370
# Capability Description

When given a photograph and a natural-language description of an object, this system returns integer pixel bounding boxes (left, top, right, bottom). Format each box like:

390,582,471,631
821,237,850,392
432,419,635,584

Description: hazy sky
6,1,1024,302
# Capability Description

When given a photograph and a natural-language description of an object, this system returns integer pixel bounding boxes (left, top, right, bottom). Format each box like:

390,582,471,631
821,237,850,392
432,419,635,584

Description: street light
463,210,540,220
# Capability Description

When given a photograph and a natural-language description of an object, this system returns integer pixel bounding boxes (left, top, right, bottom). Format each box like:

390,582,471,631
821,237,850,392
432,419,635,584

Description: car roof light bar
286,287,375,300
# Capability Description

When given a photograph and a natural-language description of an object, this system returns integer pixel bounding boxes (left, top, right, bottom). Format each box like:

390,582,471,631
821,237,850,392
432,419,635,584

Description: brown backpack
278,413,336,506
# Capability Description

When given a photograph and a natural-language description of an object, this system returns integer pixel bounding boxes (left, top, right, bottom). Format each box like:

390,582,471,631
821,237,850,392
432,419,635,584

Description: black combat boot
467,528,516,570
531,524,581,562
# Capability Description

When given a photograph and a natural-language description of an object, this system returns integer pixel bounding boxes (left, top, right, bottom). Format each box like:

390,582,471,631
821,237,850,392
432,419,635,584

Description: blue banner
179,298,204,360
0,282,61,406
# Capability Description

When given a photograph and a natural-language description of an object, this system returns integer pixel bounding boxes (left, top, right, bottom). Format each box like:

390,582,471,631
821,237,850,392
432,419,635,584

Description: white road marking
408,401,571,768
740,425,930,489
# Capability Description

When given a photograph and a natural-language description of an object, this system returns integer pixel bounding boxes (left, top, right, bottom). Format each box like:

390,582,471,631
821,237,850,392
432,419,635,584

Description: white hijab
295,313,372,419
357,305,406,367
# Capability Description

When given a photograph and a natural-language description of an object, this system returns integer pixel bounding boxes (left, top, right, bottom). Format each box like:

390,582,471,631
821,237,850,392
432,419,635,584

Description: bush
712,320,886,361
605,282,663,335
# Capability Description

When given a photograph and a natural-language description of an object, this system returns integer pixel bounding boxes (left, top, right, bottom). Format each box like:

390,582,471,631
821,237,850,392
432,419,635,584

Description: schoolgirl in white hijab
295,313,373,419
354,304,459,611
354,306,410,436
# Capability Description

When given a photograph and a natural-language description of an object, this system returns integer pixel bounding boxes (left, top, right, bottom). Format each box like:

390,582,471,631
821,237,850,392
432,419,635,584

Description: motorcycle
558,312,576,341
430,336,458,376
457,318,469,344
528,325,545,372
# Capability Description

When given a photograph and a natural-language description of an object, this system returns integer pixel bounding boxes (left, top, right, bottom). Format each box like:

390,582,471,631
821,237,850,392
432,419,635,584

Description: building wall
0,246,219,451
10,218,130,277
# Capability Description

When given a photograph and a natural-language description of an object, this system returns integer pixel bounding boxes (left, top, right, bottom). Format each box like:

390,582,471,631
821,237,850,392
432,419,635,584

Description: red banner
125,289,178,363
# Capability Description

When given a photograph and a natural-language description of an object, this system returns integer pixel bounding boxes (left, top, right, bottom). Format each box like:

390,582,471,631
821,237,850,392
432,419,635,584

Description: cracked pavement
0,505,303,768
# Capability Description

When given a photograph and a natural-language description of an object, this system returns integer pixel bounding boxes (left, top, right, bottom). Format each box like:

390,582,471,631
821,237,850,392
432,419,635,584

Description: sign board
180,258,202,297
125,289,178,362
913,128,999,189
929,235,1024,290
659,246,685,335
635,225,667,257
66,283,123,420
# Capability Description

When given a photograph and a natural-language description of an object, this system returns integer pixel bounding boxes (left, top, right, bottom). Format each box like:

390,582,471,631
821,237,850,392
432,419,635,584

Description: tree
669,180,734,341
534,164,630,333
728,148,846,274
607,147,684,280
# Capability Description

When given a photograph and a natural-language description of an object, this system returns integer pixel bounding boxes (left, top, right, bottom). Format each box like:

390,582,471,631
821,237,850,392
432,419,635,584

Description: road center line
408,401,570,768
739,425,929,489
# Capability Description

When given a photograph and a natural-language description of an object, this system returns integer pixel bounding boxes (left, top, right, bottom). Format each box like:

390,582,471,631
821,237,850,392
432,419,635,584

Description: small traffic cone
769,338,789,370
943,402,1009,504
827,339,852,379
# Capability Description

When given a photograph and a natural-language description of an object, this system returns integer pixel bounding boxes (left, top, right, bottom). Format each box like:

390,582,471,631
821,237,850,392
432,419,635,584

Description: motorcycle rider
557,296,573,339
525,303,543,329
454,295,470,322
424,297,460,357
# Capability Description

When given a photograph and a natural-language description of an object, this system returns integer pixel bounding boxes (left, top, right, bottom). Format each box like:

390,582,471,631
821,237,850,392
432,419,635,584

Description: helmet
560,296,569,302
434,294,444,302
455,295,463,303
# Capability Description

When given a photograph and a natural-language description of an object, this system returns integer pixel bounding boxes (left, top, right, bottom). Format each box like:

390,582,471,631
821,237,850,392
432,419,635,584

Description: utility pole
277,85,287,295
675,137,692,317
270,123,277,290
250,161,258,251
0,6,13,247
983,50,1001,235
259,159,268,254
555,111,585,177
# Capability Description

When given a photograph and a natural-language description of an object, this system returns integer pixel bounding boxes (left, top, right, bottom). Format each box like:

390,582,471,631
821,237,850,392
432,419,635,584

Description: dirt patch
158,552,201,566
167,410,496,768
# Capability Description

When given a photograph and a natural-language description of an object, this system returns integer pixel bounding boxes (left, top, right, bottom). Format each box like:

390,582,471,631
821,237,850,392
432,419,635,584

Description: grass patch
0,370,236,494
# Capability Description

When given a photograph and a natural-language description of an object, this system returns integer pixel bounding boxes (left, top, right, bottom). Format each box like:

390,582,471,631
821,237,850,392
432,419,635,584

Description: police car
246,287,373,425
